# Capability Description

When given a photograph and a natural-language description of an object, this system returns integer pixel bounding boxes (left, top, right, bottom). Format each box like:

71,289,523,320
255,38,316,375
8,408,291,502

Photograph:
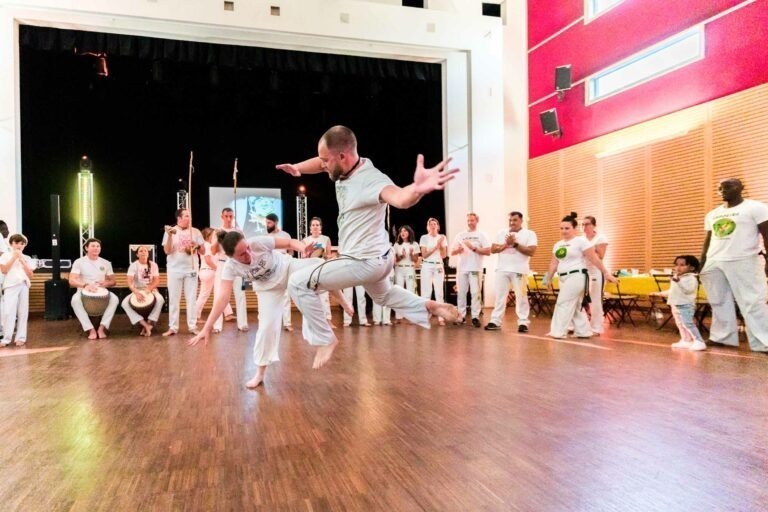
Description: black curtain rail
19,25,441,82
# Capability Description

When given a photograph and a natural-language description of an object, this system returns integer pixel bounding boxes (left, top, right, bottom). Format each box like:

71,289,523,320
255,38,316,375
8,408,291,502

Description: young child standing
0,234,34,347
668,254,707,351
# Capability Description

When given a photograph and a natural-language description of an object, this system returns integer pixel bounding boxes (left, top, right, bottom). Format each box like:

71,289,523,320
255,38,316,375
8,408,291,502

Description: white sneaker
671,340,692,349
689,341,707,351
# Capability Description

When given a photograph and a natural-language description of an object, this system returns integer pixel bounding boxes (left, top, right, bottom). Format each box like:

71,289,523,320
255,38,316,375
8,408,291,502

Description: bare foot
139,320,152,337
245,367,267,388
426,301,459,323
312,339,339,369
225,315,236,322
162,329,177,337
438,318,445,326
87,329,98,340
97,326,108,339
284,325,293,332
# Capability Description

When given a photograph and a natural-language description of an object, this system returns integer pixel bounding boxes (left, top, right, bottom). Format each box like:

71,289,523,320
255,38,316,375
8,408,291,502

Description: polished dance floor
1,310,766,511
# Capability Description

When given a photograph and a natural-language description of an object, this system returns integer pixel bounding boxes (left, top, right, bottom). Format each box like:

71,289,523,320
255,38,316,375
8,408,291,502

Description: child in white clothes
668,255,707,351
0,234,34,347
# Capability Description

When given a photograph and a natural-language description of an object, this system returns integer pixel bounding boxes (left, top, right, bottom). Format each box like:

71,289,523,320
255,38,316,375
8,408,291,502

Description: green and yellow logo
713,218,736,238
555,246,567,259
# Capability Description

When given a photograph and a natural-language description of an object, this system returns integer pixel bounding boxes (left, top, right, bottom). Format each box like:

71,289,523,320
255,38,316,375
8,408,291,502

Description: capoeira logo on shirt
712,218,736,238
246,257,275,282
555,246,567,259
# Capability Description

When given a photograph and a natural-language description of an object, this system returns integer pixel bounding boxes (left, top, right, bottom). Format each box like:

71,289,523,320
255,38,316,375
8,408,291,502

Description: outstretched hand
188,329,210,347
412,155,459,195
276,163,301,177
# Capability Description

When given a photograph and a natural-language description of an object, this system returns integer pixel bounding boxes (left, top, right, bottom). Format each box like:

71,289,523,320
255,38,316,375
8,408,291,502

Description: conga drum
81,287,110,316
129,290,156,319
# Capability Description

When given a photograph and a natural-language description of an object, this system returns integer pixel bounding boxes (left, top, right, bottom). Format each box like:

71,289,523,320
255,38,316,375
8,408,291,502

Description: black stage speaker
45,194,70,320
540,108,561,137
555,65,572,92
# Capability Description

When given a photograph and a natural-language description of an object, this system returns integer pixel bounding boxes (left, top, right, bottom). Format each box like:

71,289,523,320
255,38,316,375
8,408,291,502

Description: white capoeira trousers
394,266,417,319
71,289,119,331
373,272,395,324
456,271,482,320
549,271,591,338
121,289,165,325
700,256,768,351
587,269,605,334
196,268,232,324
166,271,197,332
252,258,325,366
490,271,530,327
2,283,29,343
420,263,444,302
290,253,429,346
342,285,368,325
282,290,293,327
213,264,246,331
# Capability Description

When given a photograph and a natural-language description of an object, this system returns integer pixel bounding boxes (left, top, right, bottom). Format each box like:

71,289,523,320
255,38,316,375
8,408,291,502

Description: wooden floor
1,310,767,512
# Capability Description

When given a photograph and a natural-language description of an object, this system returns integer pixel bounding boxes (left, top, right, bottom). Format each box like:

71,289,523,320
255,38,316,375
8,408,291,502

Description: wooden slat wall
528,83,768,273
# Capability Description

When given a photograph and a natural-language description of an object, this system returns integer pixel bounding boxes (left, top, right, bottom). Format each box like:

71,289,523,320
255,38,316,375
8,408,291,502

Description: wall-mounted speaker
540,108,561,138
555,65,572,92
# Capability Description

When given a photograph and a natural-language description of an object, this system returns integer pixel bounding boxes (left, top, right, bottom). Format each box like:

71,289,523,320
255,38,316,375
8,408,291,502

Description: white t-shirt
452,230,490,272
666,273,698,306
303,235,332,258
221,237,288,291
127,260,160,290
394,242,420,268
584,232,608,273
704,199,768,261
0,236,9,256
494,228,538,274
71,256,114,285
335,159,394,259
269,230,292,254
162,226,205,273
0,252,32,289
419,234,447,265
552,236,592,274
200,241,214,270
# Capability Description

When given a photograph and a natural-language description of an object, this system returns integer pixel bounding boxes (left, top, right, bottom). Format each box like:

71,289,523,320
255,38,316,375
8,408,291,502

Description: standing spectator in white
485,211,537,333
162,208,205,337
450,213,490,328
69,238,119,340
215,208,248,332
544,212,616,339
194,228,222,325
581,216,608,335
0,220,10,339
265,213,295,332
372,244,395,326
699,178,768,352
393,225,420,323
277,125,459,368
419,218,448,325
0,234,34,347
302,217,334,324
122,245,165,337
342,285,369,327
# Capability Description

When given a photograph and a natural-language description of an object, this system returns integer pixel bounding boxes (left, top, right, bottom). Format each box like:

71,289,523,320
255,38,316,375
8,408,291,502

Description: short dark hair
201,227,214,241
266,213,279,223
221,207,234,214
674,254,700,271
175,208,188,220
562,211,578,227
321,125,357,153
583,215,596,227
216,229,244,257
509,211,523,219
84,238,101,248
8,233,28,245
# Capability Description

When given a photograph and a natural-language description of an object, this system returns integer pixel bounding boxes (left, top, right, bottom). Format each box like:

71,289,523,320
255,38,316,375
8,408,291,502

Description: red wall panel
528,0,768,158
527,0,582,49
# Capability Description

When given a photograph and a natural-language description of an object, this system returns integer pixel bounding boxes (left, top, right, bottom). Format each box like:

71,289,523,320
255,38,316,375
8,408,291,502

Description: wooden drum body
129,290,156,319
81,287,110,316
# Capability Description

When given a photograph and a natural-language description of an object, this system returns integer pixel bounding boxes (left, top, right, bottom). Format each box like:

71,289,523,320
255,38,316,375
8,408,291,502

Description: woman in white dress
393,225,420,323
581,216,609,334
419,218,448,325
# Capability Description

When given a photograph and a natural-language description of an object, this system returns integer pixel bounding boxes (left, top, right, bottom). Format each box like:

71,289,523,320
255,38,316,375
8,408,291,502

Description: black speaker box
555,65,572,91
44,279,70,320
540,108,561,136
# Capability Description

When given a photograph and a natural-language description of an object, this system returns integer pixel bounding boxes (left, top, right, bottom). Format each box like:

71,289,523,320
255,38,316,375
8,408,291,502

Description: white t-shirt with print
71,256,114,285
162,227,205,273
552,236,592,274
494,228,538,274
452,230,490,273
704,199,768,262
584,232,608,273
127,260,160,290
394,242,420,268
419,234,447,265
335,159,394,259
0,252,33,289
221,237,288,291
303,235,332,258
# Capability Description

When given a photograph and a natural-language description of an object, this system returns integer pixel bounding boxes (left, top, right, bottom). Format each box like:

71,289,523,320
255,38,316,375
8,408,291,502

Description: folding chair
648,271,674,329
603,278,639,327
531,273,558,316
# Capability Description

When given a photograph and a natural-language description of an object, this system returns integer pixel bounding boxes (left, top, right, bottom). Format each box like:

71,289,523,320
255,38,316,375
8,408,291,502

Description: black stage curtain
19,25,444,267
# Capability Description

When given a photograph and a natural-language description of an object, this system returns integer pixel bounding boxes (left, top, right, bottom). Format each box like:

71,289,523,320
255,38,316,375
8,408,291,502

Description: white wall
0,0,521,305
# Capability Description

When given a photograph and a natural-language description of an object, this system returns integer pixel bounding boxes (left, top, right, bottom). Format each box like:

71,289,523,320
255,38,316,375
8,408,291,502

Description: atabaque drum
129,290,156,319
81,287,110,316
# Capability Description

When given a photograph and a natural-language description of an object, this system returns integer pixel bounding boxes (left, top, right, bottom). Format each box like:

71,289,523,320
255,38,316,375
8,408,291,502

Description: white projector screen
208,187,282,238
